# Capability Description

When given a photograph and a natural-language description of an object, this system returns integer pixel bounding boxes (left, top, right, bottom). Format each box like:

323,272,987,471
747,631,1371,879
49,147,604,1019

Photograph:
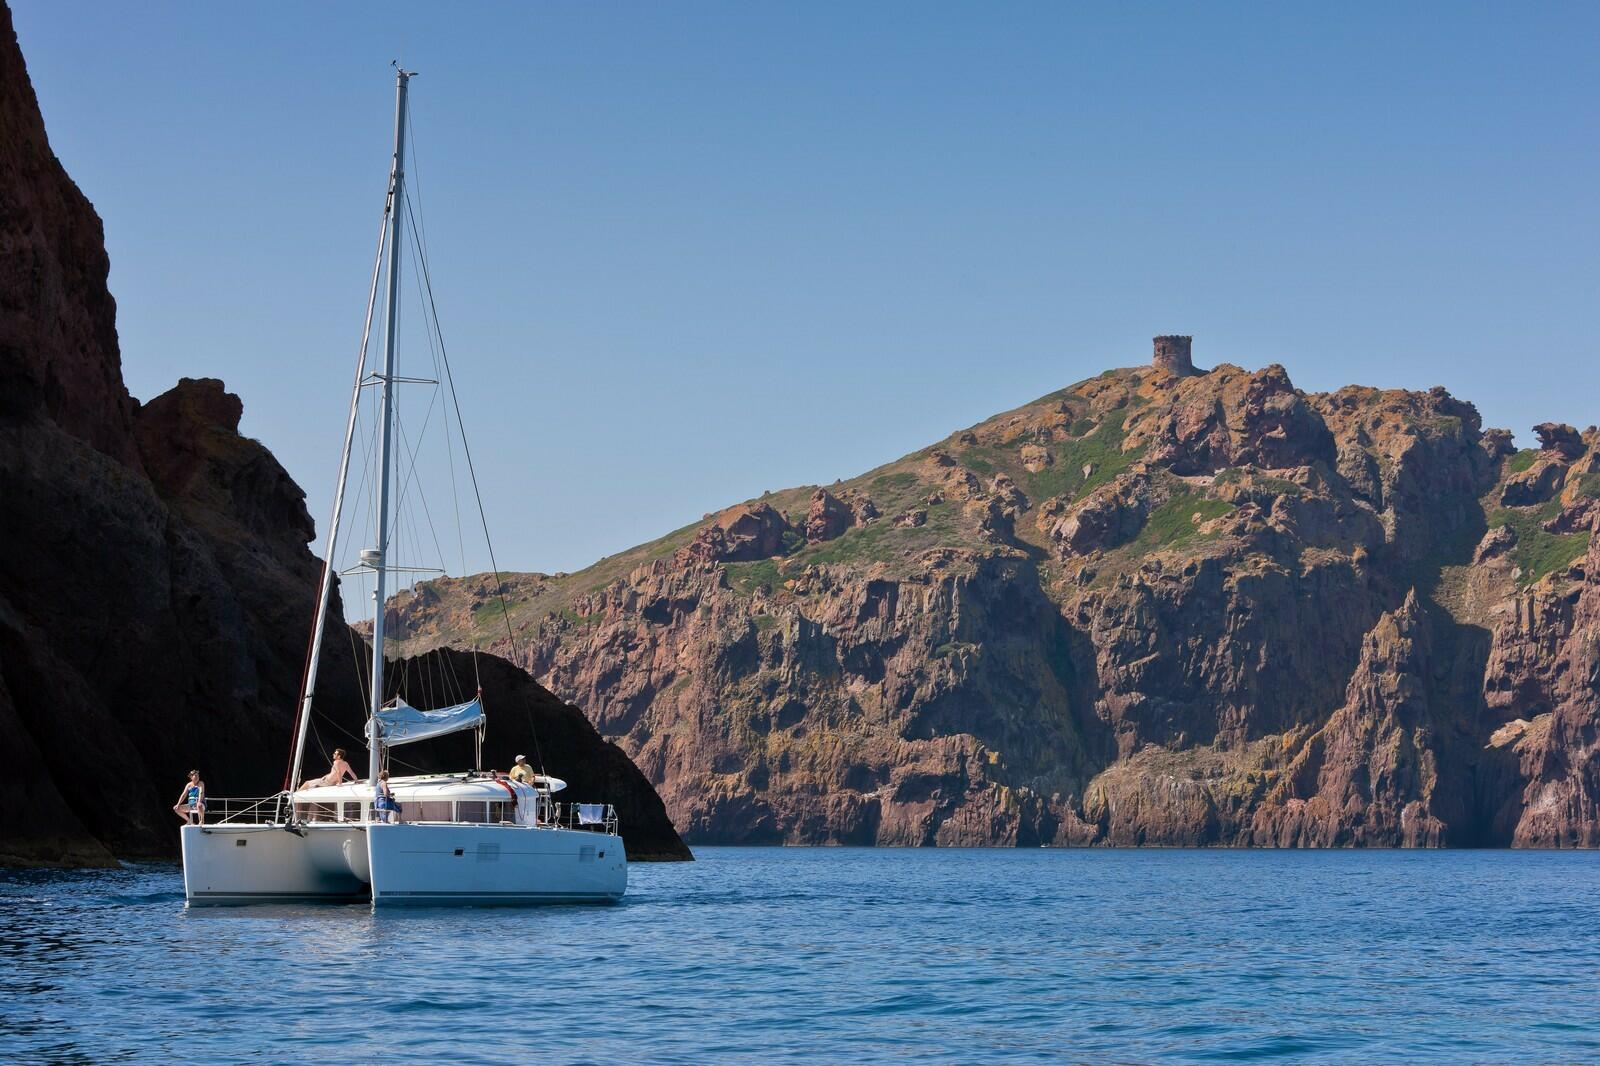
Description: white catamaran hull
181,821,627,905
181,823,369,904
366,823,627,906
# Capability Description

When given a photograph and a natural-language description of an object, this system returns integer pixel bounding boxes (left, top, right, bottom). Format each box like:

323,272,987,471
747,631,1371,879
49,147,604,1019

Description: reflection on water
3,849,1600,1063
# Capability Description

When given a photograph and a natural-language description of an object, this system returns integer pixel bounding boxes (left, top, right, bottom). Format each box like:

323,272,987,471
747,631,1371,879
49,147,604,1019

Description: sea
3,847,1597,1064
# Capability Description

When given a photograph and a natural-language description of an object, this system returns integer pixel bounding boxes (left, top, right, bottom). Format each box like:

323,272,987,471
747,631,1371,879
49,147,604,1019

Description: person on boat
509,754,536,784
173,770,206,825
372,771,399,823
299,748,358,789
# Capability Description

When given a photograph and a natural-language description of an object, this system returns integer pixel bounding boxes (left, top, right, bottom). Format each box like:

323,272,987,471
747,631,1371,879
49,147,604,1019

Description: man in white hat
508,754,537,784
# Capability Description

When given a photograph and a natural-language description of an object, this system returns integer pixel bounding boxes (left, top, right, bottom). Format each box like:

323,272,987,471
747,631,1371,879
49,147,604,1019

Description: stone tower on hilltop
1153,335,1196,376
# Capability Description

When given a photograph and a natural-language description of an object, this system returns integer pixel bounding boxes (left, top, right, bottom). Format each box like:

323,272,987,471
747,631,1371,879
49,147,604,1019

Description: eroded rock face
1502,460,1566,507
0,8,136,469
388,338,1600,849
1481,520,1600,846
1137,364,1335,475
1534,422,1584,460
0,9,688,866
689,502,792,563
805,489,854,543
1049,474,1155,558
1251,592,1453,846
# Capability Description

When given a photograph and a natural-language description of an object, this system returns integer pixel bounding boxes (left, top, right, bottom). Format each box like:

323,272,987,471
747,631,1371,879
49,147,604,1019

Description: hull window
413,801,452,823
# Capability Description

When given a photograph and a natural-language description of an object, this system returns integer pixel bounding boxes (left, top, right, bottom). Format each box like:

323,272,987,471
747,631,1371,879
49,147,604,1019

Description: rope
403,189,546,778
403,116,472,711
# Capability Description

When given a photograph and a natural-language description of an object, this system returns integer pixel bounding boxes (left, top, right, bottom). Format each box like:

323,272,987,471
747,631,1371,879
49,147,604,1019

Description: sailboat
180,69,628,905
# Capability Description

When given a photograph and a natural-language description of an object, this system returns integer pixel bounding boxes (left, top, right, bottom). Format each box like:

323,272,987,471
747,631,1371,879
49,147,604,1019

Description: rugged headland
386,334,1600,848
0,4,689,866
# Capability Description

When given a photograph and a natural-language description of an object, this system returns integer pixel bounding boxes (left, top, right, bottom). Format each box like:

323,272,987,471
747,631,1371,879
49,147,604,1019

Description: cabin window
491,801,515,823
295,802,336,822
413,801,452,822
455,801,490,824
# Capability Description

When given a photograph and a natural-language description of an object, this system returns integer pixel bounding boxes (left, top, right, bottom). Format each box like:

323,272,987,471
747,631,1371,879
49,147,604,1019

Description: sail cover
369,696,483,747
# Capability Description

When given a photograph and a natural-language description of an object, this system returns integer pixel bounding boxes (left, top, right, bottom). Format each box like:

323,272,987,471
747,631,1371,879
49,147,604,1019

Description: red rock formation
1136,364,1335,475
0,9,137,468
1534,422,1584,460
1049,474,1156,558
386,344,1600,849
687,502,792,563
805,489,854,543
1251,592,1452,846
1482,516,1600,846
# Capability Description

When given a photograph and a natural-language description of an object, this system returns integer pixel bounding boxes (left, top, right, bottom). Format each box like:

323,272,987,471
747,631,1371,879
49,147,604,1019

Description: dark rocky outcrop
0,5,687,866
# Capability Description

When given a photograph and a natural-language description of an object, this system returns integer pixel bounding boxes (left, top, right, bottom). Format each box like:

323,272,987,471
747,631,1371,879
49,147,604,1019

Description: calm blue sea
3,848,1598,1063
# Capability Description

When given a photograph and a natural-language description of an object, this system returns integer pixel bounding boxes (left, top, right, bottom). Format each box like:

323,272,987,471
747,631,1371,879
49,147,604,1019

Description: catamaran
181,69,628,905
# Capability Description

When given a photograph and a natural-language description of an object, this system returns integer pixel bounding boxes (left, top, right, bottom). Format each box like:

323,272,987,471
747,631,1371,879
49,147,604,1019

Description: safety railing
201,794,291,825
196,794,619,833
549,802,619,835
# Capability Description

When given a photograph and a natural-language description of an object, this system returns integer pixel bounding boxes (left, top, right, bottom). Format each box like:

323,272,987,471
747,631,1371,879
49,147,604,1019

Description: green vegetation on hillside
959,408,1140,504
1127,492,1234,553
1488,502,1591,585
798,498,964,570
1043,408,1139,498
472,599,511,629
1505,449,1539,475
727,558,785,595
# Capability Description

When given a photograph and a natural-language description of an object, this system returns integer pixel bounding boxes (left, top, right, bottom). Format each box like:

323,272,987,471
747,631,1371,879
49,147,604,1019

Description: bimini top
366,696,483,748
295,772,567,804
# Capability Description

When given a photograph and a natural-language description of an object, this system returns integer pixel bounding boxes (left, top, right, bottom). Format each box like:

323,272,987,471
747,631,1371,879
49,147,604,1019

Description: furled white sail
368,696,483,747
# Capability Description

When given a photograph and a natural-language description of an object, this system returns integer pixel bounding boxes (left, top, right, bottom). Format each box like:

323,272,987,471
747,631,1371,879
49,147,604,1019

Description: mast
367,67,414,793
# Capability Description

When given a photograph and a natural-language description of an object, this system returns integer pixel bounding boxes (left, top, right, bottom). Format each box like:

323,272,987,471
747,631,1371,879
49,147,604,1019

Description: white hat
515,754,527,762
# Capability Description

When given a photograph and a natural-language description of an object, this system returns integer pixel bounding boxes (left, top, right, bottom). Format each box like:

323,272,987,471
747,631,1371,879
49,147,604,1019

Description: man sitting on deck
299,748,358,790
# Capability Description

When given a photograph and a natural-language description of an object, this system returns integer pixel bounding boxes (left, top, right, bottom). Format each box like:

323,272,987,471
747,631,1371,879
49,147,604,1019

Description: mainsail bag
368,697,484,747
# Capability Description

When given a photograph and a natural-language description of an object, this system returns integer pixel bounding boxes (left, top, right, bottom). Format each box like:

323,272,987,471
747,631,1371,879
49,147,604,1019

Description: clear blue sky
14,1,1599,577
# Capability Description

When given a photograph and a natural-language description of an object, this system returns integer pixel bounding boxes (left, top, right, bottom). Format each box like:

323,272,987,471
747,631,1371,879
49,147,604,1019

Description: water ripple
2,849,1599,1063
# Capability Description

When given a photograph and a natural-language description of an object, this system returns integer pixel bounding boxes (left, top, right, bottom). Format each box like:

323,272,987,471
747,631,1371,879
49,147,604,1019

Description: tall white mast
285,70,409,796
367,67,414,793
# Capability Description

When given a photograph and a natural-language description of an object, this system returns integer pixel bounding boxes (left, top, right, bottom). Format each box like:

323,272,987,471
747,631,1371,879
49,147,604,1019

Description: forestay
368,696,483,747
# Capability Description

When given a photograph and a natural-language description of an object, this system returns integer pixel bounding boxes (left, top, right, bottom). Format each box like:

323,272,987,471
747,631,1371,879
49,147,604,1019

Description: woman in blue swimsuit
173,769,206,825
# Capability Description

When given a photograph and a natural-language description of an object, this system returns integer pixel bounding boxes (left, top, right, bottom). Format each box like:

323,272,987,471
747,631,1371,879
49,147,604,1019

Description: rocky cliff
0,4,688,866
388,342,1600,848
